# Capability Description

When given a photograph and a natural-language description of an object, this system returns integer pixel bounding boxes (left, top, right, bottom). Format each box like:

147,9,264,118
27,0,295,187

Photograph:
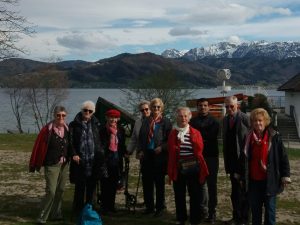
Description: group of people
29,95,291,225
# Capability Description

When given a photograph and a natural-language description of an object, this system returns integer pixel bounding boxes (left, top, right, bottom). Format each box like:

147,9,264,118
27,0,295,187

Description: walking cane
124,158,137,211
133,163,141,213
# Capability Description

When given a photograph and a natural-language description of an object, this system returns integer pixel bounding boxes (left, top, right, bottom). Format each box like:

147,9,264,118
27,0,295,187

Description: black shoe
224,218,237,225
153,209,164,217
205,214,216,224
143,208,154,214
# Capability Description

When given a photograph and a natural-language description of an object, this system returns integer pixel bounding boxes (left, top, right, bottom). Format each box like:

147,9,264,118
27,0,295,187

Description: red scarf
250,130,269,180
106,124,118,152
147,114,162,143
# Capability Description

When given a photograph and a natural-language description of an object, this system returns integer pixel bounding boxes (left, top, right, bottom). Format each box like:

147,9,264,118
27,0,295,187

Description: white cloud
14,0,300,60
169,27,208,36
56,32,115,51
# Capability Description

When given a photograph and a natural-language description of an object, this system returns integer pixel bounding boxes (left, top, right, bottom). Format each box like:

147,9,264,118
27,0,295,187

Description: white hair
176,107,192,120
81,100,95,112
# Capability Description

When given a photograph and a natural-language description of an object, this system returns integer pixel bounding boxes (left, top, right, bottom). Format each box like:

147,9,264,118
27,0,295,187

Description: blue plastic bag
77,204,102,225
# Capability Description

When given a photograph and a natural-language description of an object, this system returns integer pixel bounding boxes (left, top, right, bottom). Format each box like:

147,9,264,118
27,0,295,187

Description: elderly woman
126,100,151,157
29,106,70,224
99,109,126,213
241,108,291,225
69,100,106,214
138,97,172,216
168,107,209,225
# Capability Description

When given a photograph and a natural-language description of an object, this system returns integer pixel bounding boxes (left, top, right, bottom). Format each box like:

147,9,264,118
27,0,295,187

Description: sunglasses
56,114,66,118
152,105,161,109
83,109,93,114
225,105,235,109
140,108,149,112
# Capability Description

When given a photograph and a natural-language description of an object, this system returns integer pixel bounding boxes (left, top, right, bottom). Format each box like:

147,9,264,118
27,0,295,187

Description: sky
14,0,300,62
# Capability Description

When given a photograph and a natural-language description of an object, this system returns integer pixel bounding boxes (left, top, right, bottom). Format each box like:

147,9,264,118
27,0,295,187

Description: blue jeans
249,180,276,225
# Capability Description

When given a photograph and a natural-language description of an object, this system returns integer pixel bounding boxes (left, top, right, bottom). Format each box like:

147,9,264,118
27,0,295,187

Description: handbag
178,156,199,175
77,204,102,225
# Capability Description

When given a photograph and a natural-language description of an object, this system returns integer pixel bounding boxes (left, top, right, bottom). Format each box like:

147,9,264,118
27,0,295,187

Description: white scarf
175,124,190,143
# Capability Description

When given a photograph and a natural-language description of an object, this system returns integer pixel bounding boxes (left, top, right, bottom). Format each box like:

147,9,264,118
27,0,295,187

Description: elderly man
190,98,219,224
223,96,250,225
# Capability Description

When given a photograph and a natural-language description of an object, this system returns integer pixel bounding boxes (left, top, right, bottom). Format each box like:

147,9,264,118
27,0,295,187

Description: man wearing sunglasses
223,96,250,225
126,100,151,157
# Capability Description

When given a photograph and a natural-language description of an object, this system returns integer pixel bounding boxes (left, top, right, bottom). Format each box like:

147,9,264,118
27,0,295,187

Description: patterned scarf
244,129,269,171
251,130,269,171
80,120,95,177
147,114,162,144
107,123,118,152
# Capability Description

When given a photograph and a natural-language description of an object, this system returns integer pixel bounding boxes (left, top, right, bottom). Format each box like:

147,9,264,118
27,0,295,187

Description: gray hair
138,100,150,109
225,95,238,104
53,105,67,118
81,100,95,112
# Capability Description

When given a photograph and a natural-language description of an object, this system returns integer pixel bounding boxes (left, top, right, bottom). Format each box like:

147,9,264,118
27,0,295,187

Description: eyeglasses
56,114,66,118
140,108,149,112
83,109,93,114
225,105,235,109
152,105,161,109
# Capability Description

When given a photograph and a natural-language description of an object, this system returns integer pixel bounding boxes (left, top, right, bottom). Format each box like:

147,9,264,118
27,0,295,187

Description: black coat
139,116,172,153
69,112,106,183
241,128,291,196
223,110,250,174
99,124,126,173
190,113,220,158
138,116,172,173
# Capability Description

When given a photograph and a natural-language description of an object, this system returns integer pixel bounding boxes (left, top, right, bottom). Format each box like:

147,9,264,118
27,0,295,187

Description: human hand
73,155,80,164
154,146,162,155
136,151,144,160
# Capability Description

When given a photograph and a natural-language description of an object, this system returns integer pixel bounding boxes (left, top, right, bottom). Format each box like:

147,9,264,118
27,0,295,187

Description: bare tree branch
0,0,35,59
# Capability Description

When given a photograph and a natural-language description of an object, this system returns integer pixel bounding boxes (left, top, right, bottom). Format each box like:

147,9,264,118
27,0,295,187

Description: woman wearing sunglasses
69,100,106,215
29,106,70,224
138,97,172,217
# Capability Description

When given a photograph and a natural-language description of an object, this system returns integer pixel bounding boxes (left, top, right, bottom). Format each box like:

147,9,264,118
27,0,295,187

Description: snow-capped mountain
162,41,300,60
161,48,189,58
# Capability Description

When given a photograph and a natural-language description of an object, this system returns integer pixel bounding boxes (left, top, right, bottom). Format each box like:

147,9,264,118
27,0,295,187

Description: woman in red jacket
168,107,209,225
29,106,70,224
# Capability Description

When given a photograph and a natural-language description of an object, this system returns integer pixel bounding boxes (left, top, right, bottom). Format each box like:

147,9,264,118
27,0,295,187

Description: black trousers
229,173,249,223
73,176,96,213
100,165,119,211
173,171,201,224
205,157,219,215
141,153,166,211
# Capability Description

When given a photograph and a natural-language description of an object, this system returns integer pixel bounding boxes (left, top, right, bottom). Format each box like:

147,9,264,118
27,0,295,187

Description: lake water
0,88,284,133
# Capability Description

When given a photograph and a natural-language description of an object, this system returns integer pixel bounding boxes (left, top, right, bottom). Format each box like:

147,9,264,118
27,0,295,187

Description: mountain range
0,41,300,88
162,40,300,60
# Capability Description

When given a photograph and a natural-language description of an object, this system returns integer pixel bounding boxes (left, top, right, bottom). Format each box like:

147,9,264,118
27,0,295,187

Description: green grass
286,148,300,159
0,133,36,152
0,133,299,225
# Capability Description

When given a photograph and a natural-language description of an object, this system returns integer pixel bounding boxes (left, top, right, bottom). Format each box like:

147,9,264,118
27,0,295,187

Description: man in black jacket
223,96,250,225
190,98,220,224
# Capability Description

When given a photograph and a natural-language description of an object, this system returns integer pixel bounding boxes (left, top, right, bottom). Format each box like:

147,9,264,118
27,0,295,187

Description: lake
0,88,284,133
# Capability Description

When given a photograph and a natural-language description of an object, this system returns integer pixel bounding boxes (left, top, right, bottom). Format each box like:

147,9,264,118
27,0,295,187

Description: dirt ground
0,150,299,224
